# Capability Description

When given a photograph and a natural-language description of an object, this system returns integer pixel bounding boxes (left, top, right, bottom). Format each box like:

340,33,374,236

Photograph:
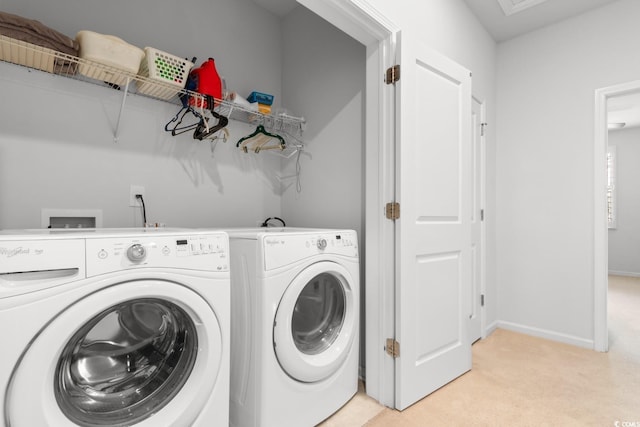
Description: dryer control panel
86,233,229,276
262,231,358,271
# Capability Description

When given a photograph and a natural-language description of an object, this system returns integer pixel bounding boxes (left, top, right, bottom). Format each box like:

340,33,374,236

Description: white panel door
469,97,484,344
395,32,472,410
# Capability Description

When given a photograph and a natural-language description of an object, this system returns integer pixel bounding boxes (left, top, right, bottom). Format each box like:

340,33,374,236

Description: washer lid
6,280,223,427
273,261,357,383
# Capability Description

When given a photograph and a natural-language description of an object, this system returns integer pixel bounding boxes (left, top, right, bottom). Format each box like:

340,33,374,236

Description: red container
189,58,222,109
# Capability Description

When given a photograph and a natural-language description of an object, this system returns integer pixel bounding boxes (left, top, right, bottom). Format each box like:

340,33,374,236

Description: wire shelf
0,34,306,138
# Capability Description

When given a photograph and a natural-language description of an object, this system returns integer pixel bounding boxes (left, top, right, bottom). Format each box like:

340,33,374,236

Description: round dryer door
6,280,223,427
273,261,357,383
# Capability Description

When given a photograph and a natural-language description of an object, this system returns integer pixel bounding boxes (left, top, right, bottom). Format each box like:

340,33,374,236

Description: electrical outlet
129,185,145,207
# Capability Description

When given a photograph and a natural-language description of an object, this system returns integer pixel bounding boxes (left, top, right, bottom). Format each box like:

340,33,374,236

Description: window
607,145,617,229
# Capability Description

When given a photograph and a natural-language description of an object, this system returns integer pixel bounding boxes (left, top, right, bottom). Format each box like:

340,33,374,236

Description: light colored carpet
322,275,640,426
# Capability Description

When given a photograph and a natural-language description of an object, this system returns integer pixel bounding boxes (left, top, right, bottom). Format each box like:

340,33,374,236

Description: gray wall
0,0,366,232
280,6,365,234
496,0,640,346
0,0,285,229
608,126,640,276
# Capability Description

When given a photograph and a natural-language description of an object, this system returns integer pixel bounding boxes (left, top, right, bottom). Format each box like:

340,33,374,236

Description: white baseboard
608,270,640,278
484,320,499,338
496,321,594,350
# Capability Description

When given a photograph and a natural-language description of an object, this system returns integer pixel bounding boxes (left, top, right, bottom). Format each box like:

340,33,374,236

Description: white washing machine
0,228,230,427
227,228,359,427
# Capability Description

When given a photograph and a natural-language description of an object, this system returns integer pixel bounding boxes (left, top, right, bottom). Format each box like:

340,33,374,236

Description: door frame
472,95,488,341
296,0,398,406
593,79,640,352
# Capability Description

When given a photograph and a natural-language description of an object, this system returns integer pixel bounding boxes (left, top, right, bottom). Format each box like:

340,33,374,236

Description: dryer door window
273,261,357,383
55,298,197,426
292,273,345,355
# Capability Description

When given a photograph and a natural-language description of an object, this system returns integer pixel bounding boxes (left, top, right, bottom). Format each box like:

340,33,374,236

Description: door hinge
480,209,484,221
481,122,488,137
385,202,400,220
385,65,400,84
386,338,400,358
481,294,485,307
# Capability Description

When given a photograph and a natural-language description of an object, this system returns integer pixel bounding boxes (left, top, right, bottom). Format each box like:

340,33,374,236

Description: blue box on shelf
247,91,274,106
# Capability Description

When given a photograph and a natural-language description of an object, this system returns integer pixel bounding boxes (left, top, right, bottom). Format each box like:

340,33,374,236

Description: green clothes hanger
236,125,286,153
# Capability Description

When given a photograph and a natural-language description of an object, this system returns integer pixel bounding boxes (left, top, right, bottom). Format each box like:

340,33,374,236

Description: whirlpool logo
0,247,34,258
265,238,284,246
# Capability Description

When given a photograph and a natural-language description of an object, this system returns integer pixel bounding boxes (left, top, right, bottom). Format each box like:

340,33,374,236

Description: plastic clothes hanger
164,106,187,132
165,107,205,136
236,125,286,153
239,133,269,153
193,111,229,140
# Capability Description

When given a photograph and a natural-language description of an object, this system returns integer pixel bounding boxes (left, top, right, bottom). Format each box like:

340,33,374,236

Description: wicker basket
0,34,58,73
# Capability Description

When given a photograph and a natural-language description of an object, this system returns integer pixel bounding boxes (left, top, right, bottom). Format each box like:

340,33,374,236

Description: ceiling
251,0,638,130
459,0,640,130
461,0,620,42
251,0,622,40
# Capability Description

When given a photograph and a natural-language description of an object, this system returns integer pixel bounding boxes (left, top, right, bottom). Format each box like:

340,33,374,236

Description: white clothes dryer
0,228,230,427
227,228,359,427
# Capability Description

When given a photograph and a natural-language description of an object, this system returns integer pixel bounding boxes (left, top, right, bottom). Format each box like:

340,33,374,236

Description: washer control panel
0,239,87,298
86,233,229,276
263,231,358,271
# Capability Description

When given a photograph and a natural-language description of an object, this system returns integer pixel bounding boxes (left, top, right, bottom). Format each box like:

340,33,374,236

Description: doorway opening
593,80,640,352
605,90,640,355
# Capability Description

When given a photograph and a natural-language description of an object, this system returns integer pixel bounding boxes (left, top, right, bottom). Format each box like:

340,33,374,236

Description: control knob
317,238,328,250
127,244,147,262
